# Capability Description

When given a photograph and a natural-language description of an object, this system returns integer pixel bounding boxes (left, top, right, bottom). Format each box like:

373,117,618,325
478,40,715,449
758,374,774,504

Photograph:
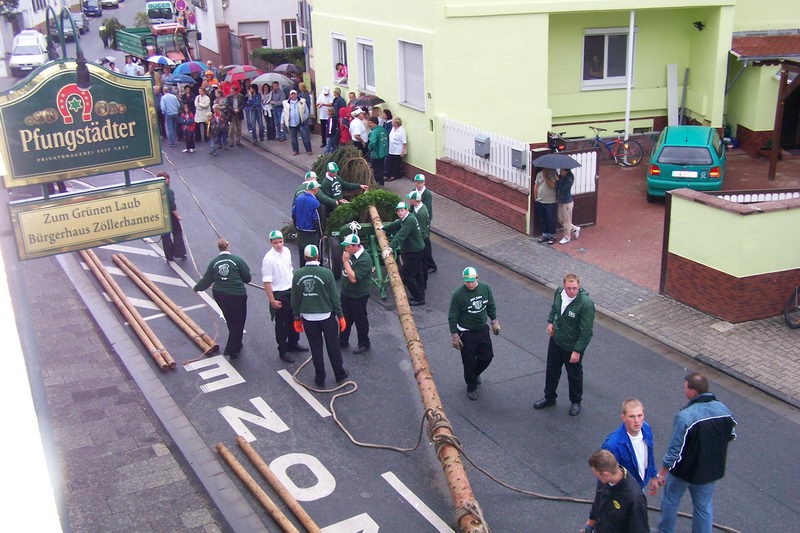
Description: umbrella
274,63,300,75
163,73,198,85
99,56,116,64
351,95,385,108
147,55,175,66
172,60,207,75
251,72,294,89
224,65,262,82
533,153,582,169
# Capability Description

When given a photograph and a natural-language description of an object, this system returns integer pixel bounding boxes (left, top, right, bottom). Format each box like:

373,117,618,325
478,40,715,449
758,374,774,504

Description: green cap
304,171,317,180
462,266,478,281
269,230,283,241
304,244,319,257
406,190,421,201
414,173,426,182
341,234,361,246
305,180,320,190
395,201,409,210
327,161,339,172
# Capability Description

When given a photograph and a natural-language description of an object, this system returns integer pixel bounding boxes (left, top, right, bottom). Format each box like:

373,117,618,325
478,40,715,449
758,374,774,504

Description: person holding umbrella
531,153,583,245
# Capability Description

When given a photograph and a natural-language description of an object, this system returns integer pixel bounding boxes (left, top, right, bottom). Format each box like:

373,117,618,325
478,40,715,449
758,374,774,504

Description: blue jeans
165,114,178,146
273,106,285,139
289,123,311,153
658,474,715,533
248,108,264,141
325,130,338,154
211,130,228,153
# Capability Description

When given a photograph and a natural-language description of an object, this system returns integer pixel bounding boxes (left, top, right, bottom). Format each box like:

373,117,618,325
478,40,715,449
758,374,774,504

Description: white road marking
102,265,186,287
142,303,205,322
277,370,331,418
184,355,246,393
381,472,455,533
99,287,158,310
101,243,162,257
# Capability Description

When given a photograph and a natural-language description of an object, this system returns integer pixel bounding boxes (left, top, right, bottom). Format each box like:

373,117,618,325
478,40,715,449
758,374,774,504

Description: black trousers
544,337,584,403
371,156,385,185
213,290,247,356
458,326,494,391
319,119,328,146
340,294,370,347
162,215,186,261
296,229,320,267
273,290,300,354
386,153,403,179
400,250,425,302
423,237,437,271
303,316,347,382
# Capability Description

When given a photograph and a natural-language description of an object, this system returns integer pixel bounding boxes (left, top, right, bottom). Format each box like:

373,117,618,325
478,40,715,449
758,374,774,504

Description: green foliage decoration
133,11,150,28
324,189,400,236
312,144,375,192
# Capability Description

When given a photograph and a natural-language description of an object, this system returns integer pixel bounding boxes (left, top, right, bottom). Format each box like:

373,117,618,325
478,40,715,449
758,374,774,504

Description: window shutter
401,42,424,109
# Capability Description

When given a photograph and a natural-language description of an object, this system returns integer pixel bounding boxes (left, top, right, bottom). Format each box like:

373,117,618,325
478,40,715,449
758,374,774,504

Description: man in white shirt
262,230,308,362
600,398,658,492
123,56,140,77
349,107,368,157
316,87,334,149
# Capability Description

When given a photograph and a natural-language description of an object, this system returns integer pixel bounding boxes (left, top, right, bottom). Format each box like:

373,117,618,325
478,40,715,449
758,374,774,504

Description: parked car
9,30,49,77
71,12,89,34
48,13,88,41
646,125,726,202
100,0,119,8
83,0,103,17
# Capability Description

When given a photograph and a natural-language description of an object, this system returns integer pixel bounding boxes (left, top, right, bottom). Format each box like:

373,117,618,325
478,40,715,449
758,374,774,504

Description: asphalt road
68,141,800,532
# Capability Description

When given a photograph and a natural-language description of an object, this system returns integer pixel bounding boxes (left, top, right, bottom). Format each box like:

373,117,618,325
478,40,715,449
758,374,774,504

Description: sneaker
279,352,295,363
189,149,194,153
537,236,549,243
353,346,370,354
467,389,478,401
559,236,571,244
573,226,581,239
547,238,555,245
182,149,188,153
335,371,350,384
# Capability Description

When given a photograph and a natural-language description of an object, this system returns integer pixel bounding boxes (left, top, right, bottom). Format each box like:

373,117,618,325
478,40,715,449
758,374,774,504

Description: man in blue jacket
601,398,657,492
654,373,736,533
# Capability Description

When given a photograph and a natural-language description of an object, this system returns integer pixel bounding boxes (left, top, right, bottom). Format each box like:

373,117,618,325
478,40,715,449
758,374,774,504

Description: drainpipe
624,10,635,140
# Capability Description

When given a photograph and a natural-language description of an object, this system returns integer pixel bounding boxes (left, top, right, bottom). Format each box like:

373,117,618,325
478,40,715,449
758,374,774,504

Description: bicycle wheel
784,287,800,328
318,236,333,271
617,139,644,167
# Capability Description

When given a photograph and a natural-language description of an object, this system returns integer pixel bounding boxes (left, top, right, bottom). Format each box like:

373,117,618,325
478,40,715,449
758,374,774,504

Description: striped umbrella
224,65,263,82
147,55,175,66
173,60,207,75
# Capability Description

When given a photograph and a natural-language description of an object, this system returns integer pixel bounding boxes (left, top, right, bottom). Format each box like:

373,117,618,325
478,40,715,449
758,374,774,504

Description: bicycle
784,286,800,328
575,126,644,167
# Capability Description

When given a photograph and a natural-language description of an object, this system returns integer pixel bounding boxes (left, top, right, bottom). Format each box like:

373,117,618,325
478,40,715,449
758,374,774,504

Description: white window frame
581,26,637,91
397,39,426,112
356,37,376,93
282,19,298,48
332,33,348,85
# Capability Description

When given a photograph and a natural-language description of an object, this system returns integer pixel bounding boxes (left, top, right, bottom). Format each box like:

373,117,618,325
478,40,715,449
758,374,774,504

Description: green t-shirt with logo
193,252,251,296
291,263,343,316
448,282,496,333
341,248,373,298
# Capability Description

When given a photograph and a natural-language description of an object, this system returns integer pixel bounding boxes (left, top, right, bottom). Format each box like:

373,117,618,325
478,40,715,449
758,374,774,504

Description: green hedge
251,47,305,71
324,189,400,236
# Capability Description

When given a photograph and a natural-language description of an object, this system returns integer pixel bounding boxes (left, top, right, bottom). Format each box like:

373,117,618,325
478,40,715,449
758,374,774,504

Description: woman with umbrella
259,83,275,140
531,153,582,244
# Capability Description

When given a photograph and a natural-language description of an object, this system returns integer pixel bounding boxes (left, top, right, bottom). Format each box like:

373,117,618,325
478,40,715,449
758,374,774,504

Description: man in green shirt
380,201,426,306
367,117,388,185
414,174,437,274
448,267,500,401
338,234,374,353
291,244,348,387
193,238,252,358
407,190,430,289
318,161,369,218
534,273,595,416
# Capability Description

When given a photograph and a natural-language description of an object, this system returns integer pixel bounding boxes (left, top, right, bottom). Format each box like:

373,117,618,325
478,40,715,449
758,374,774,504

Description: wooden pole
236,436,322,533
79,250,169,371
115,253,219,352
215,443,301,533
111,254,217,354
368,206,488,532
768,67,788,181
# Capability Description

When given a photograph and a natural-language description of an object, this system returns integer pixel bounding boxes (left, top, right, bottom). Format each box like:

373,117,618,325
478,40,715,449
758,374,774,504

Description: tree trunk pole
368,206,488,532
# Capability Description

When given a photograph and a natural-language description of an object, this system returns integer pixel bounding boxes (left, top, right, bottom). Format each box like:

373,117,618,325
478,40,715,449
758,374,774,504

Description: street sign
0,60,161,188
9,180,170,260
175,0,187,11
187,11,196,25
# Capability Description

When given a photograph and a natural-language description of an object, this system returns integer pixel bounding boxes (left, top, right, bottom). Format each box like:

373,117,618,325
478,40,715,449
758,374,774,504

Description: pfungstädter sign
0,59,161,187
9,180,170,260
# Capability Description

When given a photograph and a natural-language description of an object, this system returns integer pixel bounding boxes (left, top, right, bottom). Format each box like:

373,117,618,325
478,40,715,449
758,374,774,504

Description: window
398,41,425,111
332,34,348,84
282,19,298,48
582,27,637,90
357,39,375,92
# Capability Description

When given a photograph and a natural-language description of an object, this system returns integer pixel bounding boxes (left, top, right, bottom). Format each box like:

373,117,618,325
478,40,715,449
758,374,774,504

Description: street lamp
45,6,91,90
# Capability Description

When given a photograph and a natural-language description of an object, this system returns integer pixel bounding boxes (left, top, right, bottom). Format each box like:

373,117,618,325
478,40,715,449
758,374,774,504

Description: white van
9,30,49,77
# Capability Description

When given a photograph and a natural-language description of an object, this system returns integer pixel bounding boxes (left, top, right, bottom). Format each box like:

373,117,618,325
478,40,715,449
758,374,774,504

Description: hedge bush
251,47,305,71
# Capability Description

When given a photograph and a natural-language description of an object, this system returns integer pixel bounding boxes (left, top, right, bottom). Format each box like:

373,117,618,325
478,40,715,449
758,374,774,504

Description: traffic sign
175,0,187,11
187,11,196,25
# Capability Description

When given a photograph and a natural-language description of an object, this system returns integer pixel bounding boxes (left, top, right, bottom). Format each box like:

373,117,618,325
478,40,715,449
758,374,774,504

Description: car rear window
14,45,43,55
657,146,713,165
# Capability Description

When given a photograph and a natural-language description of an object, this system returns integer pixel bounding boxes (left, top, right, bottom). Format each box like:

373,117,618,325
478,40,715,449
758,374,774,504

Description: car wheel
646,193,657,203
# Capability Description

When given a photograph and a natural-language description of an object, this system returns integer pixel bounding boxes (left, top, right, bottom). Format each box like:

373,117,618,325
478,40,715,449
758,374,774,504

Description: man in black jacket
585,450,650,533
226,85,246,147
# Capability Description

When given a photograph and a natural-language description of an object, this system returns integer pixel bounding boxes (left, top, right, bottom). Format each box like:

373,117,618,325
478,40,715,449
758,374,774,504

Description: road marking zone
102,265,187,287
143,304,206,321
381,471,455,533
277,369,331,418
101,243,162,257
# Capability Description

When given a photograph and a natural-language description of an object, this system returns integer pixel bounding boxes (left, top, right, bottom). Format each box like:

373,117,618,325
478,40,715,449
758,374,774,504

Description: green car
646,125,725,202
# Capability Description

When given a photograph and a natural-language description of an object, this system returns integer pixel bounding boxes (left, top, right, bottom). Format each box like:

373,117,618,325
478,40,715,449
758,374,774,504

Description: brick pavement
22,257,228,533
251,132,800,406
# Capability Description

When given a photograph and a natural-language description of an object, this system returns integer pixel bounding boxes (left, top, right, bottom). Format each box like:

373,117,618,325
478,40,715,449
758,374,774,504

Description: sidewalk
249,130,800,410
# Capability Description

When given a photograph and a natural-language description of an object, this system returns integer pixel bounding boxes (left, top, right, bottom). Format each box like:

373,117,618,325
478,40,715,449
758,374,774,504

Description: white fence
443,118,531,189
558,150,598,195
715,191,800,203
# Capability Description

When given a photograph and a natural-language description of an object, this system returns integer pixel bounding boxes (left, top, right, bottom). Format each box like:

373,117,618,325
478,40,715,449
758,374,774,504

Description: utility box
511,148,526,169
475,135,490,159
